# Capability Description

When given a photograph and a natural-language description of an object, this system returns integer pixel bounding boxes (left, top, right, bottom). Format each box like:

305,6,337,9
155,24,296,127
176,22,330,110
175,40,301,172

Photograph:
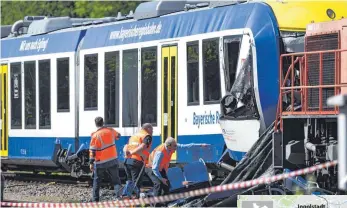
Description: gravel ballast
3,180,120,203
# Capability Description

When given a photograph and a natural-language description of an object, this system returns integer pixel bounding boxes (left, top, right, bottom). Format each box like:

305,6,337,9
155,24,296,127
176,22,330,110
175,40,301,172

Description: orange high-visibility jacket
147,144,173,172
125,129,151,163
89,127,120,165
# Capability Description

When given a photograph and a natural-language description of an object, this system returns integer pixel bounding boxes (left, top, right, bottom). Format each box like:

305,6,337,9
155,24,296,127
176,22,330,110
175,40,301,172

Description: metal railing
275,49,347,131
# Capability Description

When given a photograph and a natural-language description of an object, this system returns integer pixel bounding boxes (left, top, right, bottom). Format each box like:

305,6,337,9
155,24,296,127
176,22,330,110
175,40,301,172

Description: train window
187,41,200,105
57,58,70,112
24,61,36,129
224,36,241,92
104,51,120,127
84,54,98,110
202,38,221,104
141,47,157,126
122,49,138,127
39,60,51,129
10,63,22,129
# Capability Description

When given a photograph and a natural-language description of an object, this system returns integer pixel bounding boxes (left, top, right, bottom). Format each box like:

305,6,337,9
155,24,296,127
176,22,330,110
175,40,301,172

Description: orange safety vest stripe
147,144,173,172
89,127,119,164
126,130,151,162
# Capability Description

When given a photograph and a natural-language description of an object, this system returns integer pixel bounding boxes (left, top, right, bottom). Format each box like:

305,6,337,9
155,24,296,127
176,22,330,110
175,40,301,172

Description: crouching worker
146,137,209,200
122,123,153,198
89,116,122,202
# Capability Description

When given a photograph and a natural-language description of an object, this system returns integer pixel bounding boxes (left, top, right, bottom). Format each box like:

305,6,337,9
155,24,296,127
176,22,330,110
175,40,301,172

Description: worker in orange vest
122,123,153,198
89,116,122,202
145,137,209,199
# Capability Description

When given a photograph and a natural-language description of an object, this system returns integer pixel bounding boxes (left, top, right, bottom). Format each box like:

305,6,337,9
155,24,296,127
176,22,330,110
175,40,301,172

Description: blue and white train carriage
0,0,280,173
0,22,88,169
77,1,279,164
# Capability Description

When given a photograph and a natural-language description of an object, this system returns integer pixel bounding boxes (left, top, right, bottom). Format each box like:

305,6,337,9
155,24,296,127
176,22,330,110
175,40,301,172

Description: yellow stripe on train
264,0,347,32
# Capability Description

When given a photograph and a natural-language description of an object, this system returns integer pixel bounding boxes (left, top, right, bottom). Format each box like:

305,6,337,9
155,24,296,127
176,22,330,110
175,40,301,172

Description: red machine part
275,18,347,132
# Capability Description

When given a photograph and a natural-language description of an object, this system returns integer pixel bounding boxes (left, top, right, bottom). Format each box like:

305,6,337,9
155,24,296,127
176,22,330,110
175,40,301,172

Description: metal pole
338,102,347,191
327,94,347,191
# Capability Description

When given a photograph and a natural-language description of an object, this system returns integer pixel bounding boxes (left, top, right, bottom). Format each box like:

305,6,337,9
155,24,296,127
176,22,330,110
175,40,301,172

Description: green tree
74,1,142,18
1,1,143,25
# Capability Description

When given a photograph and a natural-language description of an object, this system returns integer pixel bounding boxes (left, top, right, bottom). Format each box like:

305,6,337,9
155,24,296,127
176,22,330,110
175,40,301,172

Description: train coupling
53,139,91,178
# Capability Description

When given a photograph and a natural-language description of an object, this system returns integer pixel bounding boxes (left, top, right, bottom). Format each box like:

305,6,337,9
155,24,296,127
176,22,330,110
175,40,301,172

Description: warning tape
1,160,338,208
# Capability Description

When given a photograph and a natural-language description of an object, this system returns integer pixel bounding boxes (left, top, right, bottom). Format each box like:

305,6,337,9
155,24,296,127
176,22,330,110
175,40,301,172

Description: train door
161,45,178,161
0,64,8,157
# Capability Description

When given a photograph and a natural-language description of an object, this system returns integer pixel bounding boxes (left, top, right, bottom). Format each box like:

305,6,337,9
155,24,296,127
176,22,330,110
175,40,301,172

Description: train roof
1,0,346,40
1,29,86,59
80,1,278,50
0,0,245,41
1,0,279,59
2,0,346,59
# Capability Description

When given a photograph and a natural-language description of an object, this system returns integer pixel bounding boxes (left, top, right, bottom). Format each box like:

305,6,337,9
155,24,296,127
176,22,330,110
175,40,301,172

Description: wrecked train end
219,47,261,163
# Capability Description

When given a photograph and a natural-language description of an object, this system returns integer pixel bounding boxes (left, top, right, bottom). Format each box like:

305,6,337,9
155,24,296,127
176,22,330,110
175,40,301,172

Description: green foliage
187,43,199,63
74,1,141,18
1,1,143,25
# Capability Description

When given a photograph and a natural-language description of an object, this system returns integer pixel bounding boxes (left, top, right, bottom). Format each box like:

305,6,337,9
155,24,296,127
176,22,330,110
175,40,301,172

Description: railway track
2,172,91,186
2,171,155,189
2,171,154,204
1,199,32,203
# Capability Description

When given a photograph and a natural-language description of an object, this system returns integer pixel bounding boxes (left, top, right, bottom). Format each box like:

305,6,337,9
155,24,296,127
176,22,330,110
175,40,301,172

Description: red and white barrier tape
1,160,338,208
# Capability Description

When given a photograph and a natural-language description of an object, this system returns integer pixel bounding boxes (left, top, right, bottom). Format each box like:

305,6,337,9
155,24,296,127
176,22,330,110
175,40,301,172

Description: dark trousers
93,163,122,202
1,173,4,201
123,158,145,197
145,168,170,197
